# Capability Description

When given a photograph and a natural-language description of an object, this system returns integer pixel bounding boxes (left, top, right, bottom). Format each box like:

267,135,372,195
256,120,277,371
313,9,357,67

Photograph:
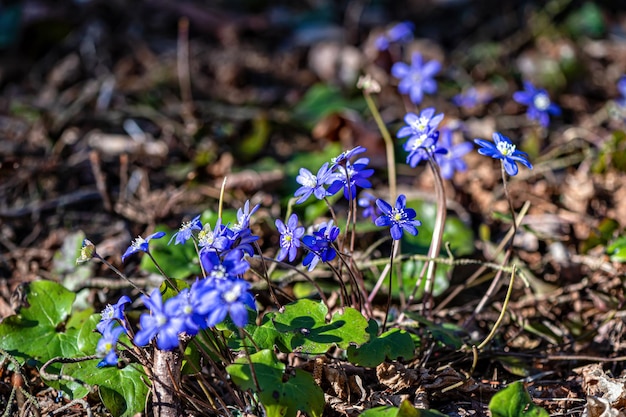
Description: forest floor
1,1,626,416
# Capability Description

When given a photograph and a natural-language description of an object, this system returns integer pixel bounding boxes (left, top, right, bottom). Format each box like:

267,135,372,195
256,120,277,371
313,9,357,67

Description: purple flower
164,285,209,336
453,87,492,109
199,279,256,328
96,325,125,368
397,108,444,142
358,192,381,223
375,195,421,240
375,21,414,51
302,221,341,271
200,249,249,281
474,132,533,176
405,132,447,168
232,200,260,232
275,213,305,262
294,162,338,204
197,220,231,252
512,81,561,127
121,231,166,262
169,215,202,245
328,158,375,200
134,289,185,350
397,108,446,168
331,146,367,166
391,53,441,105
435,128,473,179
97,295,132,334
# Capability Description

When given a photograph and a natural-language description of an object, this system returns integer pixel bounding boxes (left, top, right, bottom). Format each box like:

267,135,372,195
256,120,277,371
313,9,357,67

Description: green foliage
0,281,148,417
293,83,366,129
607,236,626,262
0,280,80,365
489,381,549,417
247,299,369,355
227,349,324,417
580,217,619,254
347,320,416,367
592,130,626,173
404,313,466,350
139,227,202,279
564,2,605,39
236,115,271,161
359,400,446,417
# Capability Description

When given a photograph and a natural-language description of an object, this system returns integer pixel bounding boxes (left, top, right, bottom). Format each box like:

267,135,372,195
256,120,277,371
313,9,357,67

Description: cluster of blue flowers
93,19,551,369
94,202,259,366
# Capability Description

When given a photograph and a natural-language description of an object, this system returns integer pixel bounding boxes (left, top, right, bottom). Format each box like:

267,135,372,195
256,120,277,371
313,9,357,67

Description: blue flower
434,128,473,180
275,213,305,262
96,325,124,367
404,132,447,168
199,279,256,328
302,221,340,271
331,146,367,166
328,158,375,200
375,21,414,51
169,215,202,245
358,192,381,223
512,81,561,127
375,195,421,240
396,108,446,168
134,289,185,350
200,249,249,281
294,162,338,204
453,87,492,109
197,220,231,252
397,108,444,142
97,295,132,334
163,285,208,337
391,52,441,105
121,232,166,262
232,200,260,232
474,132,533,176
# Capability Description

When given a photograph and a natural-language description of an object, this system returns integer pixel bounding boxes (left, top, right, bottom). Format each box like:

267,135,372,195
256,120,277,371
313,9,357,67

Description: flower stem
402,152,446,318
363,91,397,201
94,254,145,296
422,153,447,316
382,239,398,332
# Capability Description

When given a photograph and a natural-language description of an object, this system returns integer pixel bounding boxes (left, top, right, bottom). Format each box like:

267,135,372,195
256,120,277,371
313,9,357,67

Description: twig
152,347,183,417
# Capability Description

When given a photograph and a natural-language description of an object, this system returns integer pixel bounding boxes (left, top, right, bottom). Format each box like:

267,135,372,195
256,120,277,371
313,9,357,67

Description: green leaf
347,325,415,367
403,200,475,257
293,83,366,129
139,226,201,279
227,349,324,417
404,313,466,349
254,299,369,355
235,115,270,161
360,400,447,417
608,236,626,262
489,381,549,417
0,280,79,364
64,359,149,417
